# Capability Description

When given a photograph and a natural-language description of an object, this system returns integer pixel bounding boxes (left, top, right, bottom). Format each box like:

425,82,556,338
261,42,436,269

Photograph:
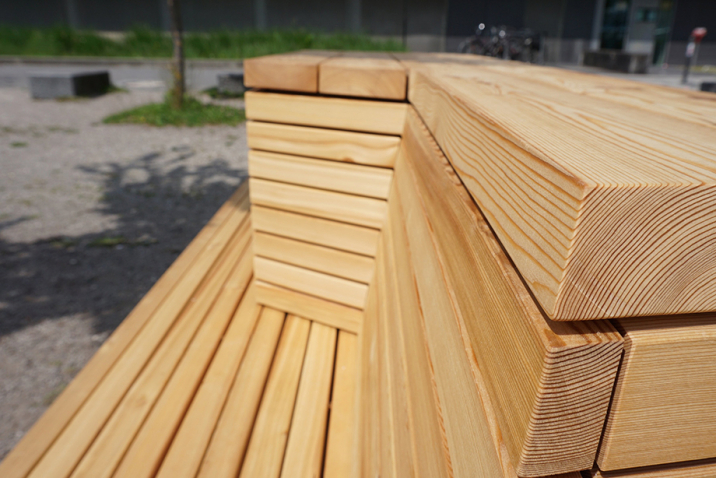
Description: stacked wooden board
243,51,716,477
246,88,406,333
0,184,358,478
5,51,716,478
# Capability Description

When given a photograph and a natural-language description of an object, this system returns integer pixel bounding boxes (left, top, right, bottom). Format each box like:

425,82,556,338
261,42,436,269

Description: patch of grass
103,96,245,127
203,86,244,100
11,141,27,147
88,236,127,247
0,25,406,58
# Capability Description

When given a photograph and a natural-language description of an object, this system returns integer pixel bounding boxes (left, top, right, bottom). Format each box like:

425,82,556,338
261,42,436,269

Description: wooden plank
280,322,338,478
254,256,368,309
592,459,716,477
152,301,268,478
246,90,407,135
252,205,380,257
0,184,248,478
249,177,387,229
324,331,358,478
481,63,716,128
72,235,254,478
359,240,382,477
191,307,285,478
255,281,362,333
383,199,452,478
254,231,374,283
238,315,311,478
244,51,336,93
247,121,400,168
392,158,507,478
398,108,623,476
409,65,716,320
25,209,252,478
248,149,393,199
319,52,407,100
597,315,716,470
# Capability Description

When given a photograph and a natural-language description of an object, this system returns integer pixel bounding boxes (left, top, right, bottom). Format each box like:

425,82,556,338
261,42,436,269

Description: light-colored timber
238,315,311,478
319,51,407,100
249,177,388,229
255,280,362,333
248,149,393,199
592,458,716,477
243,50,336,93
598,315,716,470
409,64,716,320
254,231,374,283
251,205,380,257
281,322,337,477
0,184,249,478
398,107,623,476
246,90,407,135
247,121,400,168
254,256,368,309
156,302,271,478
324,331,358,478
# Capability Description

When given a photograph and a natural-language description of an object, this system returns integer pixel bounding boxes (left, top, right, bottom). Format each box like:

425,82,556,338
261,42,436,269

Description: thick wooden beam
246,91,407,135
598,315,716,470
399,107,622,476
319,52,407,100
409,65,716,320
247,121,400,168
592,458,716,477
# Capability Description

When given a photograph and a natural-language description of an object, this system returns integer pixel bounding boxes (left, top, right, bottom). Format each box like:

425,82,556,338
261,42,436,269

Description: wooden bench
4,51,716,478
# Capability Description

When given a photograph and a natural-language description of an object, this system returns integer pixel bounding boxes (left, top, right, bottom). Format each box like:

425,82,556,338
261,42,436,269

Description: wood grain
249,177,388,229
246,90,407,135
399,107,622,476
251,205,380,257
254,231,374,283
598,315,716,470
238,315,311,478
324,331,358,478
26,211,252,478
248,149,393,199
247,121,400,168
73,235,253,478
244,50,336,93
592,458,716,477
0,184,248,478
255,280,362,333
254,256,368,309
280,322,337,478
319,52,407,100
409,65,716,320
153,300,267,478
193,307,285,478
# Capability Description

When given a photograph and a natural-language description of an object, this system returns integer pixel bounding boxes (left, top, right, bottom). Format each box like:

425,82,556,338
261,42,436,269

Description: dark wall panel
562,0,597,38
266,0,346,31
76,0,162,30
2,0,67,27
183,0,255,31
671,0,716,41
446,0,526,36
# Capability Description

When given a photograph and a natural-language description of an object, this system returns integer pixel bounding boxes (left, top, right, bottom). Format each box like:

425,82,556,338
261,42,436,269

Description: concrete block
701,82,716,93
30,71,110,99
217,73,245,95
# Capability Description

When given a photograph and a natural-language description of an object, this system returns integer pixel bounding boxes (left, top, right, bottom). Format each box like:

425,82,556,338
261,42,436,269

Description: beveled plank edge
255,280,362,334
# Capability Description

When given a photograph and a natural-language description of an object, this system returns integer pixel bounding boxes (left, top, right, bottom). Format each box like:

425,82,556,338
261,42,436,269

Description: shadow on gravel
0,150,246,337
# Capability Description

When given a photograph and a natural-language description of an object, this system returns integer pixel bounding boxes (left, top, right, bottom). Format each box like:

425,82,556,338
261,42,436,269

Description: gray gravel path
0,86,247,459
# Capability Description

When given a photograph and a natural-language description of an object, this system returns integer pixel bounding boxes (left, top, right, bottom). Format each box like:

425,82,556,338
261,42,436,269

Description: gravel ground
0,87,247,459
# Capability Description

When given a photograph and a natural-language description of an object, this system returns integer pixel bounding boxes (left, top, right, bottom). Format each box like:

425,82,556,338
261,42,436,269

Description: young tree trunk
167,0,184,109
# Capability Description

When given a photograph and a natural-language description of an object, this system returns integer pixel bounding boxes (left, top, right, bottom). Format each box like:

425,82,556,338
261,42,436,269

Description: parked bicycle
458,24,544,63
